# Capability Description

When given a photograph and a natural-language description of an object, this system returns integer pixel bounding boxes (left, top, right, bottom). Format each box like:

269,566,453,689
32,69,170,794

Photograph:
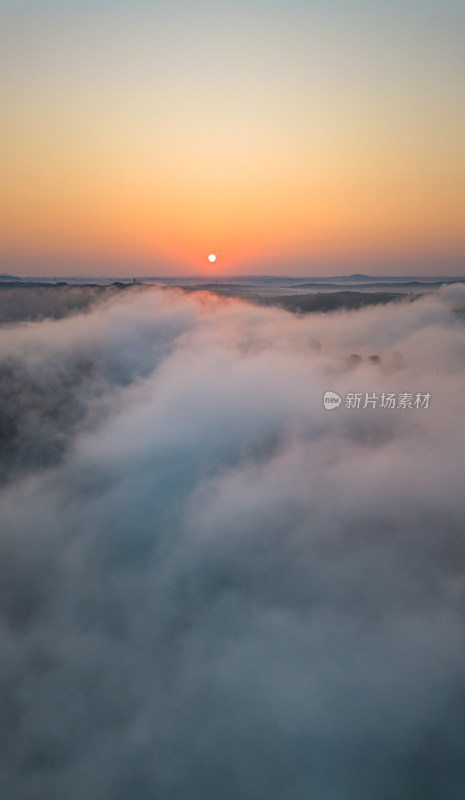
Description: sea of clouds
1,283,465,799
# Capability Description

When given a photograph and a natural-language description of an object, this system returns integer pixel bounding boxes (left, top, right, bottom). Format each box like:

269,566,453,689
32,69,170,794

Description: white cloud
0,285,465,799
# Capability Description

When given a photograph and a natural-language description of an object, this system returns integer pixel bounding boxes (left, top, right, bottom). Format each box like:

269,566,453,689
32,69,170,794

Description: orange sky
1,1,464,276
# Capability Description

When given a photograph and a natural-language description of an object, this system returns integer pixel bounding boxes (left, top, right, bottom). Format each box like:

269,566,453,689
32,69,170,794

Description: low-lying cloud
1,284,465,799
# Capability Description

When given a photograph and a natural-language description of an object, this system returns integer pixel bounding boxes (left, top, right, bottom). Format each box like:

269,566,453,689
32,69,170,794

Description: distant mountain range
0,273,464,286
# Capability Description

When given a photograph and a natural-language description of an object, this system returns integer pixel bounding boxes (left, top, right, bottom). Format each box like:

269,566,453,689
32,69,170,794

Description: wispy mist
1,285,465,799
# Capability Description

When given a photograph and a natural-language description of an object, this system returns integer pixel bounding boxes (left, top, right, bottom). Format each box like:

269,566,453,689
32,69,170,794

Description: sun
208,253,216,263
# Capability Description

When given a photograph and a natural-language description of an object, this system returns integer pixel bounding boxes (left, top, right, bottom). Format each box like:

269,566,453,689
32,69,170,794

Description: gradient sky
1,0,464,276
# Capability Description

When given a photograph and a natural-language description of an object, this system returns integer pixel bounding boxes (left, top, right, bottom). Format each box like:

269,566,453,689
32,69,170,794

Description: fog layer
1,285,465,799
